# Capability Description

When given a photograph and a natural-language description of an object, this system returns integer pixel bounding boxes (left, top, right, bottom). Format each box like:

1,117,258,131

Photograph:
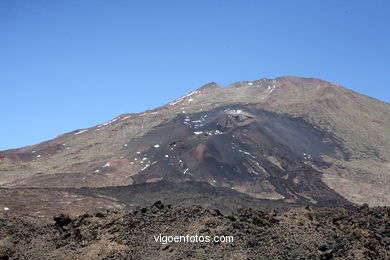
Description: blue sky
1,0,389,150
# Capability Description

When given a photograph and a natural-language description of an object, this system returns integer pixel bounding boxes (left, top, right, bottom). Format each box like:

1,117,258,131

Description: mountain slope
0,76,389,218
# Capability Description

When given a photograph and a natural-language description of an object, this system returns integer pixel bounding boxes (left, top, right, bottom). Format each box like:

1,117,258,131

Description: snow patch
267,85,276,94
103,162,110,168
238,149,250,155
169,90,199,106
75,129,88,135
120,115,132,121
169,99,183,106
141,164,150,171
206,130,223,136
98,117,119,128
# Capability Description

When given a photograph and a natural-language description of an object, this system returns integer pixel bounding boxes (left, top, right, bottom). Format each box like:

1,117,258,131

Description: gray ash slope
126,104,350,205
0,76,389,219
71,104,352,210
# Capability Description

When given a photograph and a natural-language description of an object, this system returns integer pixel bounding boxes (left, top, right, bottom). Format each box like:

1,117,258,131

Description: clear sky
1,0,389,150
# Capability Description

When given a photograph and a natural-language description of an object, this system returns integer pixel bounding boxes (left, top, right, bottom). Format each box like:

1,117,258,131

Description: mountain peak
274,75,336,88
196,82,221,91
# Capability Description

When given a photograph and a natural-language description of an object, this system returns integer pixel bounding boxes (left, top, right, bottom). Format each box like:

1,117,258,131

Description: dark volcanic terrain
0,202,389,259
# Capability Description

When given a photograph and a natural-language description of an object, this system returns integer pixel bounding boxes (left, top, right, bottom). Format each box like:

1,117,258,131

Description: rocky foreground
0,202,389,260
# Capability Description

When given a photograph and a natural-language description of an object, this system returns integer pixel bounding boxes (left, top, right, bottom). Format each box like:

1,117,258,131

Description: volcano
1,76,389,218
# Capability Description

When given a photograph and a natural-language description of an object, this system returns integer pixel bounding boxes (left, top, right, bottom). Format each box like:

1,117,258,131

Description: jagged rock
0,203,388,259
53,214,71,227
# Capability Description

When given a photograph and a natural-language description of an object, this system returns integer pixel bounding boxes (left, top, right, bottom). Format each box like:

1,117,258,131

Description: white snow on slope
103,162,110,167
141,164,150,171
169,90,200,106
75,129,88,135
98,117,119,128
